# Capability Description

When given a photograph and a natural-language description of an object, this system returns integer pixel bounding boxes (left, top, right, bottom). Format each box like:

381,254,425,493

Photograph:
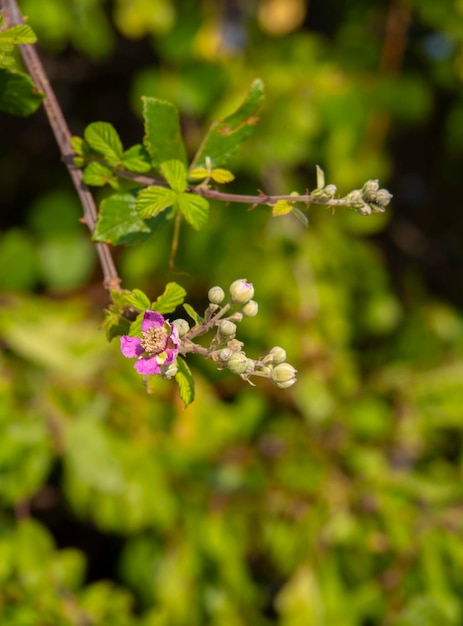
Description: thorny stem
114,168,353,209
1,0,121,292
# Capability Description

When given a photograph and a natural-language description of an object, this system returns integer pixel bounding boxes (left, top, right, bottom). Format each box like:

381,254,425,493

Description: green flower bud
227,351,249,374
172,318,190,337
269,346,287,364
361,179,379,200
161,360,178,379
219,348,233,362
219,320,237,338
270,363,297,388
241,300,258,317
375,188,393,207
208,286,225,304
229,279,254,304
355,202,372,216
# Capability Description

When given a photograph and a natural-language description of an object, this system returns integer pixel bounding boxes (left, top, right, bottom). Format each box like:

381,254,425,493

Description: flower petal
134,355,161,375
142,310,165,333
120,335,144,358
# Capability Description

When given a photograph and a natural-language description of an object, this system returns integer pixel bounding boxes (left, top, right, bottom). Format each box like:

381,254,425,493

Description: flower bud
270,363,297,389
241,300,258,317
161,360,178,379
361,180,379,200
219,320,236,338
227,339,244,352
208,286,225,304
323,184,337,198
227,351,249,374
268,346,286,364
172,318,190,337
375,188,393,207
229,279,254,304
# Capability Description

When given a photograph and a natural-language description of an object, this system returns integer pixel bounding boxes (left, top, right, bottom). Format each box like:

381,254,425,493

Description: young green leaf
177,194,209,230
136,186,177,219
101,307,131,341
183,303,203,325
191,78,265,169
0,68,43,116
316,165,325,189
84,122,124,166
93,192,151,245
272,200,293,216
160,160,188,193
83,162,118,188
0,24,37,45
210,168,235,183
151,282,187,314
124,289,151,311
142,97,187,169
121,144,152,173
175,357,195,407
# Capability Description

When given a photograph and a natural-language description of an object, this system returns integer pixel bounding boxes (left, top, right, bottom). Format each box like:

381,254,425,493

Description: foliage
1,0,463,625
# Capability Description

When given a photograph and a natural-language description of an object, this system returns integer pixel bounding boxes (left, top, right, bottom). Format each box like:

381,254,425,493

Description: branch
0,0,121,292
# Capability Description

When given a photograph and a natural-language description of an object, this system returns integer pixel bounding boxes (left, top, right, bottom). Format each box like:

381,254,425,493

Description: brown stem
1,0,121,292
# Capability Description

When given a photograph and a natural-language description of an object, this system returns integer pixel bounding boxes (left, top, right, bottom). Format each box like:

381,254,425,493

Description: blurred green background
2,0,463,624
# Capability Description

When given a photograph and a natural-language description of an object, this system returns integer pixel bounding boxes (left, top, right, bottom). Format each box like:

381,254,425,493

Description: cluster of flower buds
178,279,296,388
119,279,297,389
344,180,393,216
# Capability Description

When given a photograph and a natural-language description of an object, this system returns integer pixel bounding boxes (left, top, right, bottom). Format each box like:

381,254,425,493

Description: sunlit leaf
93,192,151,245
272,200,293,216
136,186,177,218
83,161,118,187
0,68,43,116
142,97,187,168
160,160,188,193
177,193,209,230
152,282,187,314
0,24,37,45
183,303,203,325
121,143,152,173
175,357,195,407
84,121,124,166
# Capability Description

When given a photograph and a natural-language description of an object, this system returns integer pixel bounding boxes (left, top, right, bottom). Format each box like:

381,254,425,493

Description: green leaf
177,193,209,230
124,289,151,310
316,165,325,189
83,161,118,187
292,207,309,227
175,357,195,407
93,192,152,245
272,200,293,216
151,282,186,314
160,160,188,193
183,303,203,325
191,78,265,169
142,97,187,168
0,68,43,116
71,136,85,156
101,307,131,341
0,24,37,45
121,143,152,173
84,121,124,166
136,186,177,219
211,168,235,183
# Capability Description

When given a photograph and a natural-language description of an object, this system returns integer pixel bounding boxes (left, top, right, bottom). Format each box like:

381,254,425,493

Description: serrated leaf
101,308,131,341
129,312,144,337
160,160,187,193
0,68,43,116
142,97,187,169
316,165,325,189
191,78,264,169
272,200,293,216
177,193,209,230
183,303,203,325
93,192,151,245
83,161,118,187
136,186,177,219
121,144,152,173
211,168,235,183
151,282,186,314
84,122,124,166
0,24,37,45
124,289,151,311
175,357,195,407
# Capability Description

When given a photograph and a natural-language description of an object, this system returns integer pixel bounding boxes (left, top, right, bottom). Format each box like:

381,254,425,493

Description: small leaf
124,289,151,311
188,167,209,180
101,308,131,341
121,144,152,173
0,25,37,45
93,192,151,245
71,136,85,156
183,303,203,325
316,165,325,189
142,97,187,169
292,207,309,227
136,186,177,219
0,68,43,116
160,160,187,193
84,122,124,166
83,161,118,187
152,282,187,314
191,78,265,169
177,193,209,230
272,200,293,216
211,168,235,183
175,357,195,407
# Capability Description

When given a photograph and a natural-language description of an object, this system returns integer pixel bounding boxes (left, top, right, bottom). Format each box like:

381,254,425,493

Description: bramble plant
0,0,392,405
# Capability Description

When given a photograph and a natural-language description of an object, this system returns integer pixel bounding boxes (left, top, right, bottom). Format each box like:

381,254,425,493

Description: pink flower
120,311,179,375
